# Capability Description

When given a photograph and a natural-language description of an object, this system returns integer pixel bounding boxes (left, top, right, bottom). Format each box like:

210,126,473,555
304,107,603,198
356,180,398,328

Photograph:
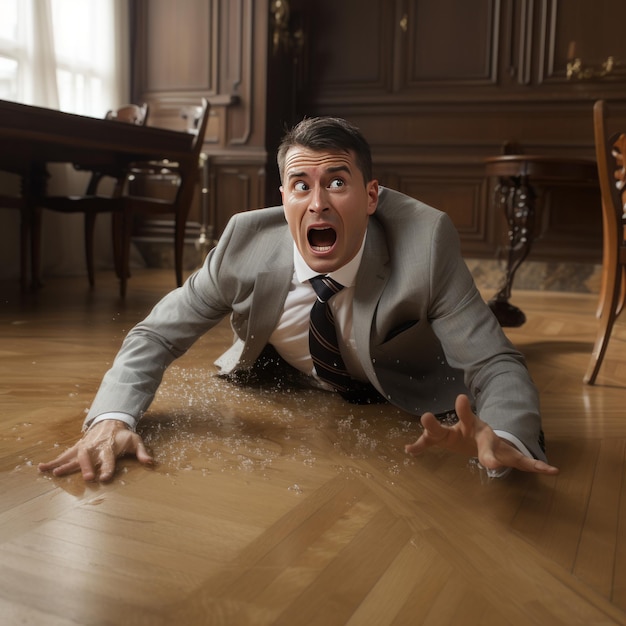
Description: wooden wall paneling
214,167,251,235
537,0,626,90
315,102,605,262
264,0,310,206
536,0,569,86
147,2,207,90
375,161,495,257
511,0,534,86
127,0,626,269
203,105,225,148
524,183,603,263
305,0,395,97
211,163,266,237
132,0,223,139
130,0,280,264
314,103,598,161
221,0,256,147
139,0,218,96
298,0,626,267
398,0,500,89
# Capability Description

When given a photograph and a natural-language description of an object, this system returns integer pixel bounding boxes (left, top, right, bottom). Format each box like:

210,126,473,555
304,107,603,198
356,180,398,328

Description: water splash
136,365,425,482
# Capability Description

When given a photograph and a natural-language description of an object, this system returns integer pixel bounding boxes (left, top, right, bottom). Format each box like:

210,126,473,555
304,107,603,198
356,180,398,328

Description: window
0,0,128,117
0,0,130,281
51,0,121,116
0,0,21,101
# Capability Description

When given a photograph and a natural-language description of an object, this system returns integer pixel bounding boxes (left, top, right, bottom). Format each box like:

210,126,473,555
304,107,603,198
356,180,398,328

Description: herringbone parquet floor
1,269,625,625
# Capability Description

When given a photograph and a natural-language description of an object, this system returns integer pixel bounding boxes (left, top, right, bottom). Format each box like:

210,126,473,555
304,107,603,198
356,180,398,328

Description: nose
308,185,328,213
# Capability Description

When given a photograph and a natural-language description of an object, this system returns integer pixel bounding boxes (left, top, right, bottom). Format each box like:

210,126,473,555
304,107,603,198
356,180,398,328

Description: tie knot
310,275,344,303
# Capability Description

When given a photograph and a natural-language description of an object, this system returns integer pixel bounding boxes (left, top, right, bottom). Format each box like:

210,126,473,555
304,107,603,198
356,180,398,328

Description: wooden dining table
0,99,195,289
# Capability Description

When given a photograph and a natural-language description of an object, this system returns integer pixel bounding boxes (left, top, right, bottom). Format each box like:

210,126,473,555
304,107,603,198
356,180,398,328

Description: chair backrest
170,98,211,204
191,99,210,157
593,100,626,240
105,103,149,126
86,103,150,195
0,194,22,209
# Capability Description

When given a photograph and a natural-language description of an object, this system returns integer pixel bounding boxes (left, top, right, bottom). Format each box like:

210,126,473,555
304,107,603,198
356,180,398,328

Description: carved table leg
488,174,536,327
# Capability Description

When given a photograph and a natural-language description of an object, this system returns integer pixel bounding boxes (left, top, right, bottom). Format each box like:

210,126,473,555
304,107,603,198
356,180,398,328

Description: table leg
488,174,536,327
21,163,48,290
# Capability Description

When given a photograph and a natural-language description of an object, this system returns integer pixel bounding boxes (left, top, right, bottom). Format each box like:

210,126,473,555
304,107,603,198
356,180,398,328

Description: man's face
280,147,378,274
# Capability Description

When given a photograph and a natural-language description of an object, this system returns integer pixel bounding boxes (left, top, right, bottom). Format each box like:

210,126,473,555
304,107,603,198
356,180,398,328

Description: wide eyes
293,178,344,192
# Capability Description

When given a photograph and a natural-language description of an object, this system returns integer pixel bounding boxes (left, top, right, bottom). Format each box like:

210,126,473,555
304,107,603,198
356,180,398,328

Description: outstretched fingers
404,411,450,455
38,420,154,482
489,442,559,475
37,447,76,474
134,438,154,466
405,395,480,458
403,394,559,476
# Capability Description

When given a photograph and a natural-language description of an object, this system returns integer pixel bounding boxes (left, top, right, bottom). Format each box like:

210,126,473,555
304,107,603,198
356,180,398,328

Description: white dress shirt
267,235,368,387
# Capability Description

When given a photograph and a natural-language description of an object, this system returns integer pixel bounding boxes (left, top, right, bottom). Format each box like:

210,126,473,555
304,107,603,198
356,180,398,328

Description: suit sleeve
82,215,243,428
427,213,546,461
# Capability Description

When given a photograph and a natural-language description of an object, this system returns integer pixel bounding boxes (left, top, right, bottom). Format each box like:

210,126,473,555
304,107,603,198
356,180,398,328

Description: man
39,117,559,482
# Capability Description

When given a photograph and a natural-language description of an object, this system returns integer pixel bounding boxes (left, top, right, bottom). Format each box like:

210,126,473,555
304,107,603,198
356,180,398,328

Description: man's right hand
38,419,154,482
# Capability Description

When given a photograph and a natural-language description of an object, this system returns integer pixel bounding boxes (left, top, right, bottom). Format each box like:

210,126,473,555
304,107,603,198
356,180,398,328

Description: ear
366,180,379,215
279,185,285,204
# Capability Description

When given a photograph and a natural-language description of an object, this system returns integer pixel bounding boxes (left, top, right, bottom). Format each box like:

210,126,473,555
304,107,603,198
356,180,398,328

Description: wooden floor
1,269,626,625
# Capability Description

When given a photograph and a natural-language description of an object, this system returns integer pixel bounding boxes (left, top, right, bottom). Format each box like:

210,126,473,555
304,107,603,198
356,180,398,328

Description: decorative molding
227,0,253,146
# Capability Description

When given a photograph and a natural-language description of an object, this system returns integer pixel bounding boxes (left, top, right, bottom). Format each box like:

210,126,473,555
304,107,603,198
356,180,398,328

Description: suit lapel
238,230,294,368
353,218,390,386
234,216,390,376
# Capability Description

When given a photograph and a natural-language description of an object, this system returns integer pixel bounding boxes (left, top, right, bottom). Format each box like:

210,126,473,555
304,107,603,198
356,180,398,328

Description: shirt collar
293,231,366,287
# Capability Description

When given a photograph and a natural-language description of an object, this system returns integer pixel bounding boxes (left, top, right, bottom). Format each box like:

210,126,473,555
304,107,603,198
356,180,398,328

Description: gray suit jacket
86,187,546,461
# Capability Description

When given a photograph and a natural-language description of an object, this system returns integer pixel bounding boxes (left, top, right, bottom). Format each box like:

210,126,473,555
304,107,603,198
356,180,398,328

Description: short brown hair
277,117,373,185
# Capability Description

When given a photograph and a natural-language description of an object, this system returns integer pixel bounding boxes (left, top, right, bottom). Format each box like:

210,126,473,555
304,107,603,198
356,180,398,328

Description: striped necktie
308,275,386,404
309,275,352,393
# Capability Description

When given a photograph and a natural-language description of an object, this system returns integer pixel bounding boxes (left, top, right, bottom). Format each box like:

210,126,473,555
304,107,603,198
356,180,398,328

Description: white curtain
0,0,130,281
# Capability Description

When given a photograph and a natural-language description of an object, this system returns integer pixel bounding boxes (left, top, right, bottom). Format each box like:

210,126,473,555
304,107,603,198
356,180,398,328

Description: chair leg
584,257,622,384
19,208,29,292
84,212,97,288
175,215,185,287
596,205,609,318
30,206,43,290
617,268,626,316
112,212,122,279
112,212,132,281
596,208,626,319
596,262,626,318
118,211,132,298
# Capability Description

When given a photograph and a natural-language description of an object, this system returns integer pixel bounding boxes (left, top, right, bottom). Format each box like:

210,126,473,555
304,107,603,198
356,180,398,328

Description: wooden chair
37,103,149,289
584,100,626,384
111,98,210,297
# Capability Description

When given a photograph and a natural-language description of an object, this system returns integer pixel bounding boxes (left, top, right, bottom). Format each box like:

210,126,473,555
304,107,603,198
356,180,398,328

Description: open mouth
308,226,336,252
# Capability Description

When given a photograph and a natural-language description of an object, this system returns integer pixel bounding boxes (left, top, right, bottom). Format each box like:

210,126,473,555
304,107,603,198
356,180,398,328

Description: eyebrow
286,164,352,180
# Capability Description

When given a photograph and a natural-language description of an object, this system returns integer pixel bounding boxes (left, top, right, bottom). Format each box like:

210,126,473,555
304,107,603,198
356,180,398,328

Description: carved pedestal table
484,155,598,327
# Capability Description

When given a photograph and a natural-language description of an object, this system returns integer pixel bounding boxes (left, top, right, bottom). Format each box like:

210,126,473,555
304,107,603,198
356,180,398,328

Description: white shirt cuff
86,412,137,432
